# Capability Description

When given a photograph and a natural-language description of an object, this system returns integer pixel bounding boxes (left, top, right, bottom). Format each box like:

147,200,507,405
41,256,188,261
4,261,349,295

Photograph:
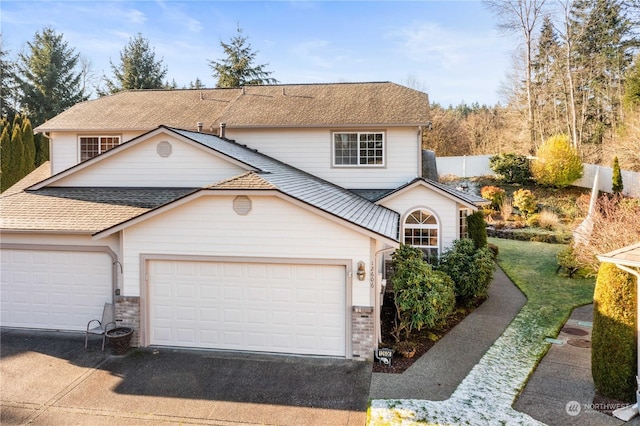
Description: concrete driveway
0,329,370,425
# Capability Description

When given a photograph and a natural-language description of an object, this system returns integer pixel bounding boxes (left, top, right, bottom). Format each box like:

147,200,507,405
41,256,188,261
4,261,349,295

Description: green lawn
491,237,596,338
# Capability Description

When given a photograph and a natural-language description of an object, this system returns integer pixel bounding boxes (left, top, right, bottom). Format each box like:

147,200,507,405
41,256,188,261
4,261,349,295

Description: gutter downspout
596,257,640,421
375,246,397,345
418,126,423,179
615,263,640,417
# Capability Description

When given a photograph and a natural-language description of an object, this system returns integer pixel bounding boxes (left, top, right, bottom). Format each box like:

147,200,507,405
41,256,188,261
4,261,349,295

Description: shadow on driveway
1,329,371,425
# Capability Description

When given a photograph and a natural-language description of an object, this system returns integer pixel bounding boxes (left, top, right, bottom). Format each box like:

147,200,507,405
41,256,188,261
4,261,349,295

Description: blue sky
2,1,516,106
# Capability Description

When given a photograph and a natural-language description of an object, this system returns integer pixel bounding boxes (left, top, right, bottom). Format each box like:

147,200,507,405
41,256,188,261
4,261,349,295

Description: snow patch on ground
369,304,549,425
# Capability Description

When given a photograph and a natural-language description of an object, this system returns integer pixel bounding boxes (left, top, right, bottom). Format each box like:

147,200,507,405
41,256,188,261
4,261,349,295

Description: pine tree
4,122,24,191
15,27,86,127
101,33,168,95
208,26,278,87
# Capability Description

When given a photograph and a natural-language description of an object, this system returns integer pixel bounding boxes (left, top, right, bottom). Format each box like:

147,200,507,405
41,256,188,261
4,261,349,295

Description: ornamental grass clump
389,244,455,343
437,239,495,305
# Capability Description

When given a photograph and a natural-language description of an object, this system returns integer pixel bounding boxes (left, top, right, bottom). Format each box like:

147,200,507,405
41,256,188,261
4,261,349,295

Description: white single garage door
149,260,346,356
0,249,112,330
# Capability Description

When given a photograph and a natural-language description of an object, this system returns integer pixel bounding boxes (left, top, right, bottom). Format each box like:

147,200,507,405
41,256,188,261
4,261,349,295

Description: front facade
1,82,487,359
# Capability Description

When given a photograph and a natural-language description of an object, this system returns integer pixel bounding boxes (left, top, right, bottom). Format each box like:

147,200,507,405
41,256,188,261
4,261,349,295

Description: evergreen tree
532,16,564,142
3,121,23,191
21,118,36,175
1,35,17,120
569,0,635,146
208,26,278,87
189,77,205,89
0,125,10,191
15,27,86,126
612,156,623,193
101,33,168,95
624,54,640,108
34,133,49,167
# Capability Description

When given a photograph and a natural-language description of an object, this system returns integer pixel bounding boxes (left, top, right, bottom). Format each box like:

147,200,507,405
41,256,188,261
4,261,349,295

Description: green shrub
531,134,583,188
467,210,487,249
389,244,455,342
437,239,495,304
526,213,540,227
480,185,506,210
592,262,637,402
489,153,532,184
556,245,580,278
513,188,537,218
612,156,623,194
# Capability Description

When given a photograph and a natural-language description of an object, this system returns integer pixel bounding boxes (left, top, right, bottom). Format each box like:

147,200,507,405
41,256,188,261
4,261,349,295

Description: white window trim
331,131,386,167
78,134,122,162
403,208,441,260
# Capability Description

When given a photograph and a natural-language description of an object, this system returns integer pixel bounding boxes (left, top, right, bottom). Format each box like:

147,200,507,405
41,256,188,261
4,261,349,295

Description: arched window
404,209,439,262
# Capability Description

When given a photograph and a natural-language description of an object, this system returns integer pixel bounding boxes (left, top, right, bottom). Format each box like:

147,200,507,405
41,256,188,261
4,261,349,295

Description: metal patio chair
85,302,116,351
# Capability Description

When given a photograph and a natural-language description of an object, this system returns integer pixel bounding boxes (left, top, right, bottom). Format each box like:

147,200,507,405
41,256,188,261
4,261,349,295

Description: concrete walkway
369,266,527,400
515,304,638,426
369,266,640,425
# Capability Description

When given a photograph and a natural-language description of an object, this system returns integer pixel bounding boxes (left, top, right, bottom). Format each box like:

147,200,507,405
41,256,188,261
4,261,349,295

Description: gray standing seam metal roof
172,127,400,241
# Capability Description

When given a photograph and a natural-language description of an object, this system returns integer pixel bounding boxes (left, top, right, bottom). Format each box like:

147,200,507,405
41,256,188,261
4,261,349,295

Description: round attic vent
157,141,172,158
233,196,252,215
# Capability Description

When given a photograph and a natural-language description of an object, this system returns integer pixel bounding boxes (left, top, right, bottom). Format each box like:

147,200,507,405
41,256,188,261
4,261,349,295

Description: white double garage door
1,248,347,357
148,259,347,357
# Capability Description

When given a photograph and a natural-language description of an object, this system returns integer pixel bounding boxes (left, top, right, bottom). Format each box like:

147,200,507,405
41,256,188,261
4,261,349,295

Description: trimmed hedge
592,262,637,402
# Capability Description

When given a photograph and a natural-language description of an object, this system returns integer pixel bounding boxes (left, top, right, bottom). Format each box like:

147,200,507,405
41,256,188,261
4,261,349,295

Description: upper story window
80,136,121,162
333,132,384,166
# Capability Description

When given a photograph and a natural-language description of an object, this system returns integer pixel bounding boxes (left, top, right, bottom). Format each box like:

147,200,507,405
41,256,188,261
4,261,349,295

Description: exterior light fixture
356,261,366,281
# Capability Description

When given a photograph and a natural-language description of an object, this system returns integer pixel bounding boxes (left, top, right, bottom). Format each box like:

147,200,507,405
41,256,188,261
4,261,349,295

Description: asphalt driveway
0,329,370,425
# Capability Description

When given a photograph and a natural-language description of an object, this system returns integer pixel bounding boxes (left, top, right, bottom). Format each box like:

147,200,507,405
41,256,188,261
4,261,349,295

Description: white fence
436,155,640,198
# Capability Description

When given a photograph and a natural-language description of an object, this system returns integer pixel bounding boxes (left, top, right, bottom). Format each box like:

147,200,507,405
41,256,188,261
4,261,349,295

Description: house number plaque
375,348,393,366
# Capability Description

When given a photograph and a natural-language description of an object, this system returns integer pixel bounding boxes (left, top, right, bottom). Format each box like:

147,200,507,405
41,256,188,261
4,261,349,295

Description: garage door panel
1,249,112,331
149,260,346,356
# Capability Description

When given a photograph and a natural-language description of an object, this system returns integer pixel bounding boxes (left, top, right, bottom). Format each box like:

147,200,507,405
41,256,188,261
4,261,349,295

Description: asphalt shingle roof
35,82,430,133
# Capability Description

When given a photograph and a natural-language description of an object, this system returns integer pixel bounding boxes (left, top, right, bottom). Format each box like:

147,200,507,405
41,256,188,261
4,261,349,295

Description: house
0,82,488,359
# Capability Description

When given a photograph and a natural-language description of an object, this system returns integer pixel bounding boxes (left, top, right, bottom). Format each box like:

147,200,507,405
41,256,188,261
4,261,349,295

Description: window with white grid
333,132,384,166
80,136,121,162
404,209,439,262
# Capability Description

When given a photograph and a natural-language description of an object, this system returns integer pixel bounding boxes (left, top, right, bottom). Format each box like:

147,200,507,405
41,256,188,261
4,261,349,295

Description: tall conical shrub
612,156,623,194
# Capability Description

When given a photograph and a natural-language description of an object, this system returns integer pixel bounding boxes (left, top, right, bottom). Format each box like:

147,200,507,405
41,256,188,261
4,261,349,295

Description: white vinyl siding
120,195,372,305
52,134,247,187
379,185,460,251
49,131,141,175
226,127,419,189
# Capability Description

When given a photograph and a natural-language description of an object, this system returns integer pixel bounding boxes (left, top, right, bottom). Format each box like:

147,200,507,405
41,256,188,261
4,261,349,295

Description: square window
334,132,384,166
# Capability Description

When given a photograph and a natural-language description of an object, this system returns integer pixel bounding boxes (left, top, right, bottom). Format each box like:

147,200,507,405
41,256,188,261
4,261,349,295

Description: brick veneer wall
352,306,375,360
114,296,140,347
